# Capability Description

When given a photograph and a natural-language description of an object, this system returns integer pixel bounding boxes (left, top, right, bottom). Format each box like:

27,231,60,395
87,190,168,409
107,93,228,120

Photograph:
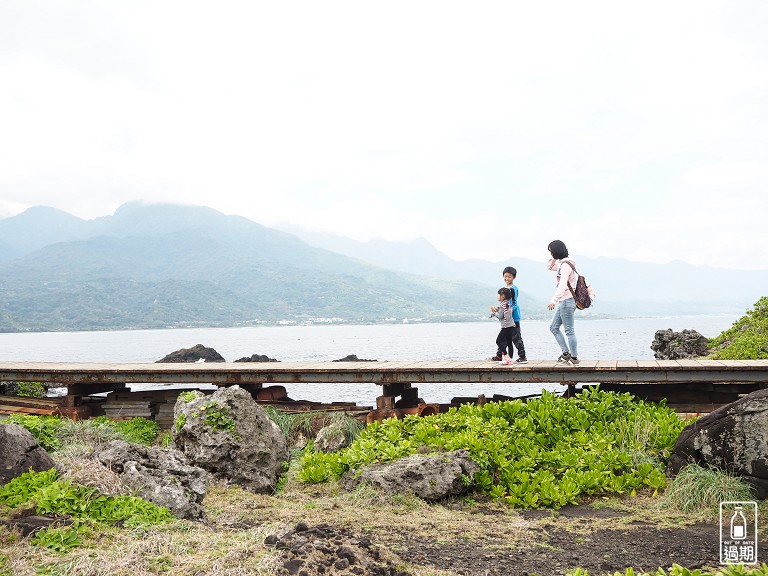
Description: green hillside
0,204,493,332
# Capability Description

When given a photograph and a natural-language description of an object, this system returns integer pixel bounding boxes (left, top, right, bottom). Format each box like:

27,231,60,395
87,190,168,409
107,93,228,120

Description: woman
547,240,579,366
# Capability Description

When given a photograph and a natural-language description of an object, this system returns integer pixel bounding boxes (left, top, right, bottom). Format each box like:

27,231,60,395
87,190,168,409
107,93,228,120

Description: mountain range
0,202,765,332
282,226,768,318
0,203,493,332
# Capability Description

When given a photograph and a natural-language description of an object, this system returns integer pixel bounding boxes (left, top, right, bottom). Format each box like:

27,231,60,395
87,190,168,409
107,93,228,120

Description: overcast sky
1,1,767,270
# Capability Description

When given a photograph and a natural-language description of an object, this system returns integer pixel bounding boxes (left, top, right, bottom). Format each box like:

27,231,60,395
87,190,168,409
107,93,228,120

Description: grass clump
4,415,160,452
178,390,200,403
709,296,768,359
263,407,364,446
660,463,756,513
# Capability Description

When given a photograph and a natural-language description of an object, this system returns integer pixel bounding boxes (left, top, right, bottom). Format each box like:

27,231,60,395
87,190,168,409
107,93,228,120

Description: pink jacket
548,258,578,305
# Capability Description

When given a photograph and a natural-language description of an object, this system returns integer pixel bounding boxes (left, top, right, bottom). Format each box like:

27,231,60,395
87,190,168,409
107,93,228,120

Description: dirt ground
208,484,768,576
376,505,761,576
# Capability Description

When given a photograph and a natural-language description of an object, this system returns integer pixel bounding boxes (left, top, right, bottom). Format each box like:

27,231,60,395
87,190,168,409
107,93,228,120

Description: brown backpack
564,262,592,310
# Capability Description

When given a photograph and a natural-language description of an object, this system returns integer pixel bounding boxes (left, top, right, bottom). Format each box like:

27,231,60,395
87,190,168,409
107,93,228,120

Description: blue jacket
509,285,521,322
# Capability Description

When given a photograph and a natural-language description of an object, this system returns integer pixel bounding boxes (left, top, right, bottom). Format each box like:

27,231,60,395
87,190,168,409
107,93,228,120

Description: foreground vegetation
1,383,765,574
1,454,764,575
299,388,685,509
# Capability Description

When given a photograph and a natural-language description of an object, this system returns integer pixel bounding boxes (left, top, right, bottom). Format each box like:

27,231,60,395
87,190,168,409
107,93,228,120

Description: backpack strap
562,260,579,276
563,261,579,299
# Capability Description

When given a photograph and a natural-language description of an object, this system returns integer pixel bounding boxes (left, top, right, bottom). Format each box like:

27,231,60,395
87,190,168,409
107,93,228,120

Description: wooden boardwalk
2,359,767,420
2,359,768,386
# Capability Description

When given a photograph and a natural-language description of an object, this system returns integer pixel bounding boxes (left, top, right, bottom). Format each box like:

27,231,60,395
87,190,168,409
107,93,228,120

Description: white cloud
1,0,767,270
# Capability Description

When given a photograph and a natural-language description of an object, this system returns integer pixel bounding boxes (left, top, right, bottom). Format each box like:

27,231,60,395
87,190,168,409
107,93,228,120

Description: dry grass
1,471,531,576
0,465,727,576
1,520,281,576
59,458,129,497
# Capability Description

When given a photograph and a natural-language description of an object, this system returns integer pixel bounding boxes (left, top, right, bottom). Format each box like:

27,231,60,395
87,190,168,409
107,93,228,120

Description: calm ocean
0,315,738,406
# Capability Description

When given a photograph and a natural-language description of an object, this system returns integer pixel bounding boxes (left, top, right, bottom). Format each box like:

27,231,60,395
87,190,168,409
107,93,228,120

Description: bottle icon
730,505,747,540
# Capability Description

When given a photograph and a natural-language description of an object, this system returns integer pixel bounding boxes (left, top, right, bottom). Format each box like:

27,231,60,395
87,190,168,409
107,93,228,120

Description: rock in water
156,344,225,363
650,329,710,359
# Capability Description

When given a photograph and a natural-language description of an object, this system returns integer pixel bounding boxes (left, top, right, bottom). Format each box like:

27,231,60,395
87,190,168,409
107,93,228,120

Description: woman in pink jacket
547,240,579,366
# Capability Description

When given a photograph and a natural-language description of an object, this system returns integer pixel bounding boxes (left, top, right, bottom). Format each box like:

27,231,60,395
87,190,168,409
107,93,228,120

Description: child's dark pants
496,327,515,357
496,323,526,359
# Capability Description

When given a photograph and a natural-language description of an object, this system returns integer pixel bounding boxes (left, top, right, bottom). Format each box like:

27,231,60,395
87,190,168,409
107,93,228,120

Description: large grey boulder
97,440,208,520
0,424,56,485
173,386,289,493
668,388,768,498
342,449,479,501
651,329,710,360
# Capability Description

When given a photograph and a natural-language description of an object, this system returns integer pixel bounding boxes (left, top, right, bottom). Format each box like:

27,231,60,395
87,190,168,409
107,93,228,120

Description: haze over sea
0,315,738,407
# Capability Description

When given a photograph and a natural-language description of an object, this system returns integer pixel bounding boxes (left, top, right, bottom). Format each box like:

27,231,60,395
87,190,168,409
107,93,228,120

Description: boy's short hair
502,266,516,277
498,287,512,300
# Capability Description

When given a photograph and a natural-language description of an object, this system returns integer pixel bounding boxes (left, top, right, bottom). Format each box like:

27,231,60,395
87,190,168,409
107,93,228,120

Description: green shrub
709,296,768,359
200,401,237,434
14,381,46,398
298,389,685,509
5,414,62,452
0,468,173,551
111,417,160,445
29,525,82,553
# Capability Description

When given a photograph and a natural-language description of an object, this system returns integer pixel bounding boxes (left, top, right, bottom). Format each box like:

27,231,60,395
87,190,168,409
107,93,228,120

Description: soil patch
265,522,411,576
258,510,768,576
388,522,723,575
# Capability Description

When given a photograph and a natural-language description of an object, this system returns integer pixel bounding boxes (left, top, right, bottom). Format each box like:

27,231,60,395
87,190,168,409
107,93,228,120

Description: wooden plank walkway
2,359,768,387
2,360,767,421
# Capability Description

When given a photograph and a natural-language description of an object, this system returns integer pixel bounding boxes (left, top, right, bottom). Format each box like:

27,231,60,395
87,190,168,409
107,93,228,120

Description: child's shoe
515,357,528,364
490,355,503,361
500,354,513,365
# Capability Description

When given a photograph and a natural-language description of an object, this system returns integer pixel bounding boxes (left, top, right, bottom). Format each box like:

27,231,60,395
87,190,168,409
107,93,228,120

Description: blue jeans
550,298,578,357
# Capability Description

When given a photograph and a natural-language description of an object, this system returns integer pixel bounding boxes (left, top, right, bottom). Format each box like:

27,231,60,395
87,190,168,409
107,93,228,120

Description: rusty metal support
366,394,404,423
367,381,440,422
399,403,440,417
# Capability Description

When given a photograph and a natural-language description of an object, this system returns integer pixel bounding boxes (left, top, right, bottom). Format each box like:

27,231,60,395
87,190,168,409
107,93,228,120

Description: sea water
0,315,738,406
